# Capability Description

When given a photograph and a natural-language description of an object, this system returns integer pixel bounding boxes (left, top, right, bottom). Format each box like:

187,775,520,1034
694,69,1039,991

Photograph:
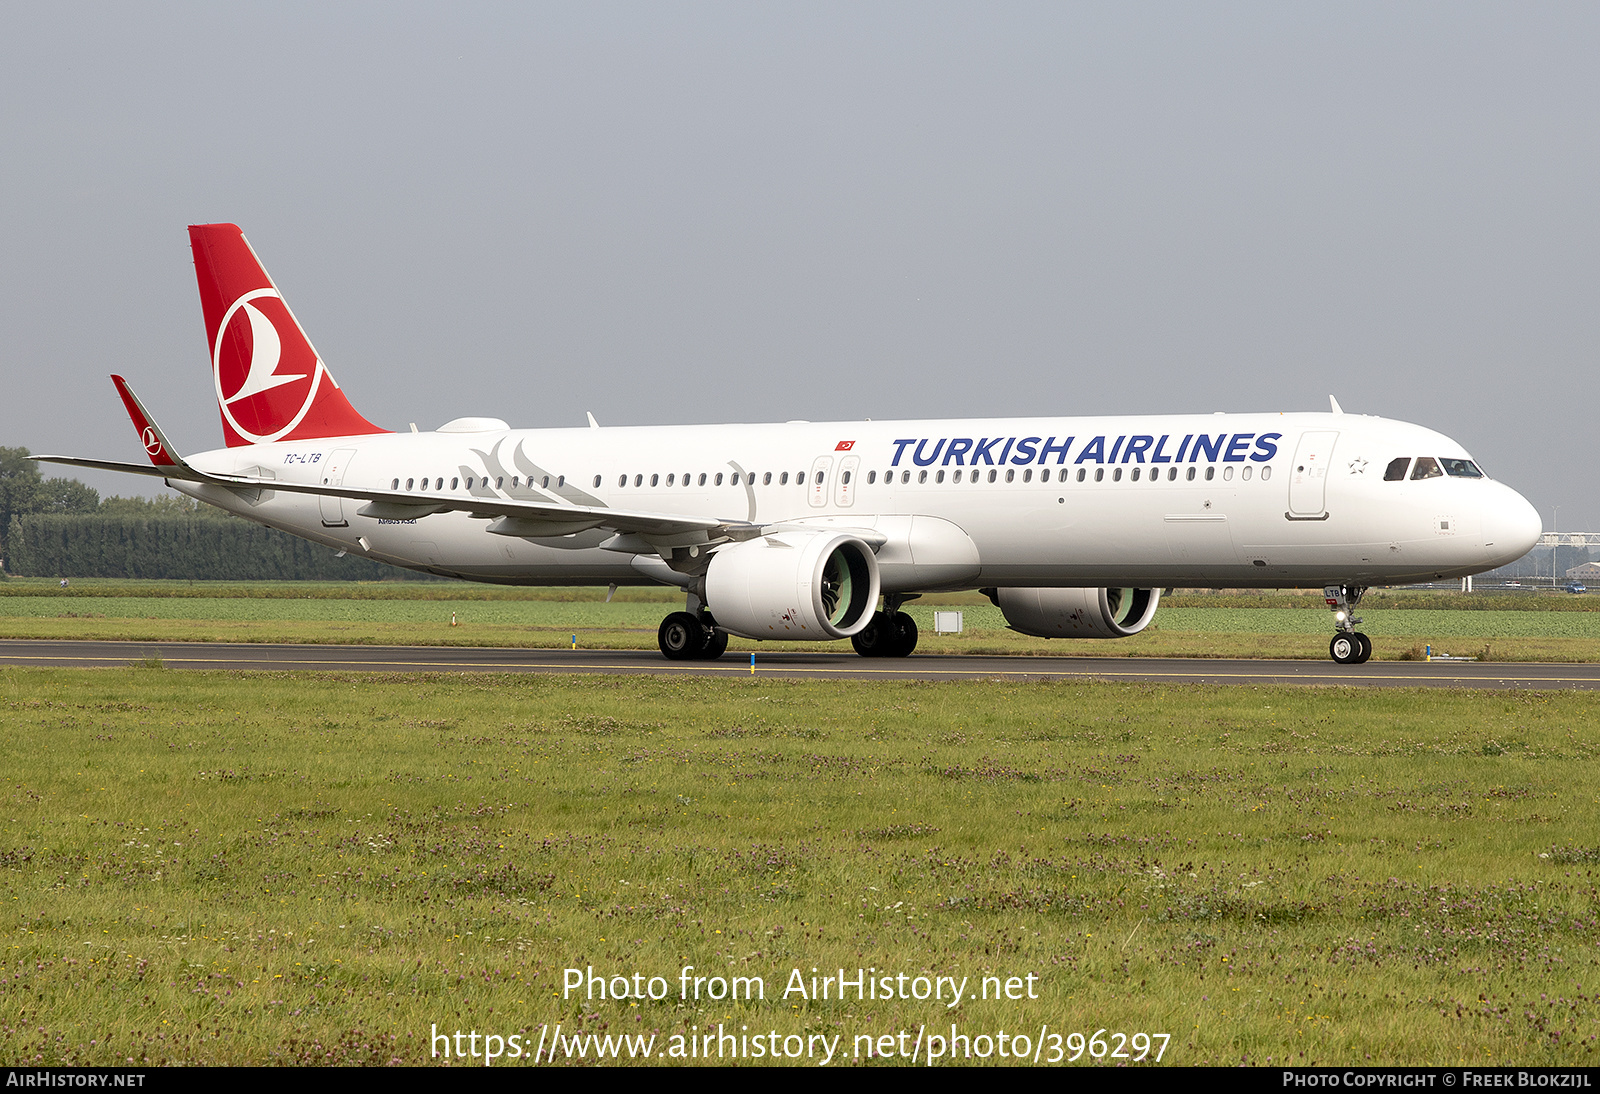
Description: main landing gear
851,599,919,658
657,610,728,661
1324,585,1372,664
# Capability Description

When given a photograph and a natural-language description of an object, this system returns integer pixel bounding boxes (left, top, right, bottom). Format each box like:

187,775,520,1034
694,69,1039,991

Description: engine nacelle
705,531,880,640
988,587,1161,639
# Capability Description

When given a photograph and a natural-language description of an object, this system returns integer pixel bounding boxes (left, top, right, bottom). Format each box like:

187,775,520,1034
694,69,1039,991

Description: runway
2,638,1597,689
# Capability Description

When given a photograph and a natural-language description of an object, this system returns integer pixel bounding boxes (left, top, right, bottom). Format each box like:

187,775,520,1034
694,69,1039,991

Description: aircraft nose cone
1483,485,1542,567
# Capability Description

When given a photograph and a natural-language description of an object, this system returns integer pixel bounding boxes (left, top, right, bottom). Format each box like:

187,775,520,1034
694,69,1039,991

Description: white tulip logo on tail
211,288,323,444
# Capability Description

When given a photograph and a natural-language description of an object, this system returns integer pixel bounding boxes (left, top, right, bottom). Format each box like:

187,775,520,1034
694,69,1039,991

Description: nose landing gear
1324,585,1372,664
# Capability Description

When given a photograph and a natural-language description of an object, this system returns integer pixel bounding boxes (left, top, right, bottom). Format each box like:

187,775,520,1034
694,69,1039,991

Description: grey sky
3,3,1596,529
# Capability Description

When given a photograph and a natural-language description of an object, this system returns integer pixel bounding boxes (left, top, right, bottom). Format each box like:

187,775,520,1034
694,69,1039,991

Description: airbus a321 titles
44,225,1543,665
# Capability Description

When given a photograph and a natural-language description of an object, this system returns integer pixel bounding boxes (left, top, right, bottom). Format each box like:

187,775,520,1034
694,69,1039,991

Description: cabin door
1287,432,1338,518
319,448,357,527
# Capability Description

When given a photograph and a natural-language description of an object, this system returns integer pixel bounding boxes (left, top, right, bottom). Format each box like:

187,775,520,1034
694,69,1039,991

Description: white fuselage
174,411,1542,592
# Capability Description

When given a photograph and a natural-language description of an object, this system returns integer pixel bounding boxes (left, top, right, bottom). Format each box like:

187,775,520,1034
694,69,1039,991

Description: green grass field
2,667,1596,1066
3,580,1597,661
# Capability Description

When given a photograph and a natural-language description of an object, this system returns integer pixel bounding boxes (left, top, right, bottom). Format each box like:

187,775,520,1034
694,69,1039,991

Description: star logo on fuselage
1348,458,1368,475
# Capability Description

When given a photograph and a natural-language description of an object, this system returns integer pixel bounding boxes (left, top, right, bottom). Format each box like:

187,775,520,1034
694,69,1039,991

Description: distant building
1565,561,1600,581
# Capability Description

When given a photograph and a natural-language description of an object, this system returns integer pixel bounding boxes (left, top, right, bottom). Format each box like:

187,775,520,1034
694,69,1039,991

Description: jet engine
705,531,880,640
986,587,1161,639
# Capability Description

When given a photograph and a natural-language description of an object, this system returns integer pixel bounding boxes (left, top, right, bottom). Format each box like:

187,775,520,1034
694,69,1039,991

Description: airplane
41,223,1544,664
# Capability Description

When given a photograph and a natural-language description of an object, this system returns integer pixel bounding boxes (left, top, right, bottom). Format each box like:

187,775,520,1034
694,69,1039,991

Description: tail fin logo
211,288,324,444
141,426,163,456
190,223,388,447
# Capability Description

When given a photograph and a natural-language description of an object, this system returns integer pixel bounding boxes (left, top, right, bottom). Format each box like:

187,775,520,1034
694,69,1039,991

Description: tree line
1,447,420,581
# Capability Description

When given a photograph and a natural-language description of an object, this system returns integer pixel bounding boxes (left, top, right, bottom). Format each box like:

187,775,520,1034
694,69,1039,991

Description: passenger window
1076,468,1086,482
797,472,806,485
919,470,928,484
1241,466,1252,481
817,472,825,485
593,475,602,488
1411,457,1443,481
843,470,852,484
988,469,997,483
1223,466,1233,481
451,477,459,490
557,476,564,488
1260,466,1271,481
1205,467,1215,481
1384,457,1411,481
780,472,790,485
406,478,414,490
1113,468,1122,482
1006,469,1015,483
902,470,911,484
435,478,444,490
667,473,675,486
1129,467,1140,482
763,472,772,485
464,477,473,489
698,473,707,486
730,472,740,486
1095,468,1104,482
619,475,628,487
391,478,399,490
651,474,660,487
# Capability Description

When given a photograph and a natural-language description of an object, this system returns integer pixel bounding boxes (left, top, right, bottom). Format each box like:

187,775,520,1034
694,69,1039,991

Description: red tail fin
188,223,388,447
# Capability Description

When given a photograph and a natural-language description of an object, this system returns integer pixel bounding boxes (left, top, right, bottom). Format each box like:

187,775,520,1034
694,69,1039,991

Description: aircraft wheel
888,611,918,657
1353,632,1373,664
659,612,707,660
700,627,729,660
850,612,892,657
1329,633,1359,664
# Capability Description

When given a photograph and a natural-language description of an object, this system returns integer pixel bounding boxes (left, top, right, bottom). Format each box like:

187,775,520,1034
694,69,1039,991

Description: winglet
111,375,184,468
1329,395,1344,415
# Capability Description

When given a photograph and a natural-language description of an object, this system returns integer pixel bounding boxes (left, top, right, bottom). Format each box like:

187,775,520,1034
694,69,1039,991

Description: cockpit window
1441,458,1484,478
1384,457,1410,481
1410,456,1443,480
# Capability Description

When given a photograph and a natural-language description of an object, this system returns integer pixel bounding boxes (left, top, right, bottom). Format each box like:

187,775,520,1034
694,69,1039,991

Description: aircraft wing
206,471,739,539
37,375,756,545
36,452,742,540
